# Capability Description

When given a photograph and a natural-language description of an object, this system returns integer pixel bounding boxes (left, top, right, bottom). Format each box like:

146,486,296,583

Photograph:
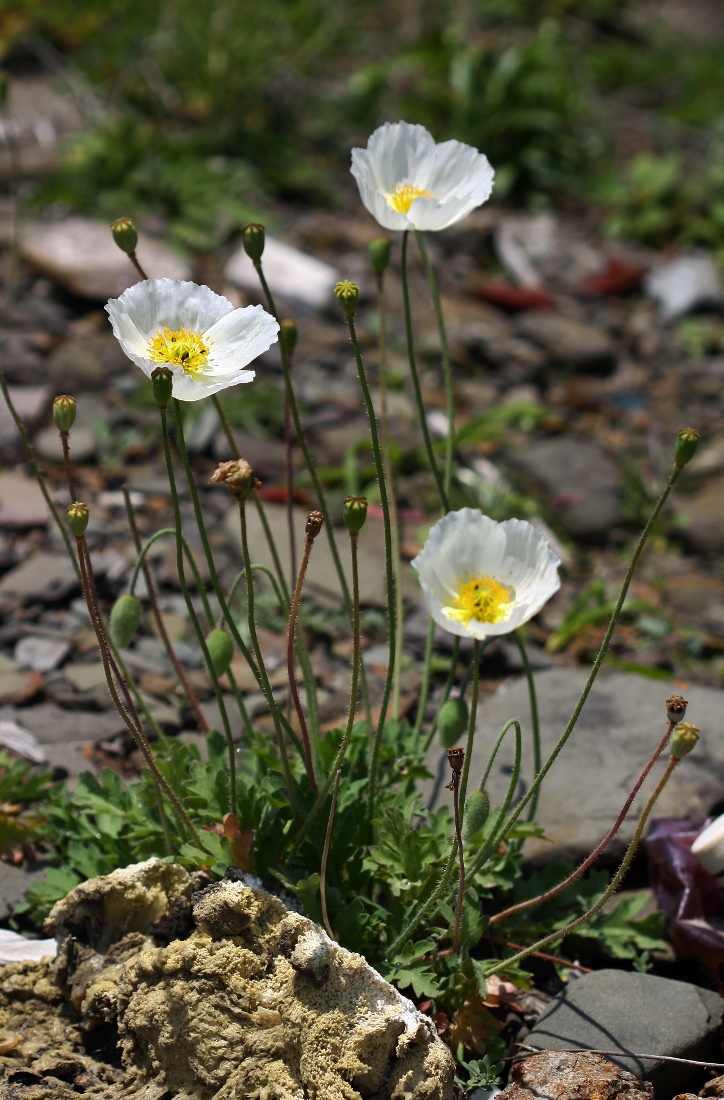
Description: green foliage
455,1054,505,1092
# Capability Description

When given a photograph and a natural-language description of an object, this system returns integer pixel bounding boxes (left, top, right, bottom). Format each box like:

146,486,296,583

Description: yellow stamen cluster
386,182,432,214
444,574,515,627
147,327,212,378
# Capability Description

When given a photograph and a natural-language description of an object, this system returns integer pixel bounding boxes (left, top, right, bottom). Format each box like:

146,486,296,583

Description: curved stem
415,231,454,500
320,769,341,941
400,231,447,511
412,619,435,742
513,632,541,821
228,564,286,613
128,250,148,281
423,637,461,752
287,532,318,791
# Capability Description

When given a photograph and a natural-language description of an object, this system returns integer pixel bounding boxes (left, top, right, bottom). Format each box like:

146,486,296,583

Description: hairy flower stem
291,530,361,857
320,768,341,941
211,393,291,609
160,409,238,816
489,718,676,929
344,314,396,827
122,488,209,733
400,231,447,512
287,529,319,791
412,619,435,741
60,432,76,502
451,765,464,953
127,251,148,282
484,755,680,977
513,632,541,821
415,232,454,500
450,639,481,951
239,501,299,820
375,273,404,721
422,637,461,752
284,391,297,597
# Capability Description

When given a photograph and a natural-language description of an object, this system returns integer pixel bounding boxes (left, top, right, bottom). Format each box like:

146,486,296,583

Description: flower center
147,327,212,378
443,574,516,627
386,182,432,214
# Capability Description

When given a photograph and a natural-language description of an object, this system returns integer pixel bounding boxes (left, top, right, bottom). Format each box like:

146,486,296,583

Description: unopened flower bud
305,510,324,539
671,721,699,759
463,788,490,840
335,280,359,319
53,395,76,433
67,501,89,537
674,427,700,469
369,237,392,277
280,319,297,358
151,366,173,410
666,694,687,724
110,217,138,256
206,628,234,677
242,223,265,263
110,593,141,649
438,696,469,748
343,495,368,535
209,458,256,501
447,746,465,775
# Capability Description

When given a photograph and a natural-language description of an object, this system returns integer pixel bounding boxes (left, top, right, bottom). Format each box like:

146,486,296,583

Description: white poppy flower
105,279,279,402
350,121,494,232
412,509,561,639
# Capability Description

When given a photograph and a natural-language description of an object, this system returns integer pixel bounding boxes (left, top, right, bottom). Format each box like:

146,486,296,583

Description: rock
9,703,125,744
526,969,723,1096
701,1076,724,1097
420,297,546,378
663,572,724,615
515,312,616,373
0,717,46,763
225,235,340,312
0,552,78,604
21,217,190,301
46,332,129,390
62,663,113,709
494,213,558,288
34,423,96,463
0,929,56,963
0,472,49,528
507,437,623,538
645,254,722,321
0,654,42,706
0,385,50,457
0,75,85,181
677,474,724,553
500,1051,653,1100
424,668,724,864
213,427,287,477
14,635,72,672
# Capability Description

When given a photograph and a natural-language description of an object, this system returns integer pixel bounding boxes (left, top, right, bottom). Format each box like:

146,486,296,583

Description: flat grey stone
0,551,78,603
34,423,96,463
0,385,50,455
0,472,50,528
14,635,72,672
424,668,724,864
515,312,616,373
677,474,724,553
224,236,339,312
9,703,125,744
507,437,623,538
526,969,723,1096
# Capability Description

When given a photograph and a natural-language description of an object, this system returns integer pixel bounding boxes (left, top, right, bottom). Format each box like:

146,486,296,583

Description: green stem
480,719,523,795
345,313,396,827
160,408,237,817
513,632,541,821
228,564,286,612
412,619,436,741
458,640,481,815
415,231,454,500
422,637,461,752
400,231,447,512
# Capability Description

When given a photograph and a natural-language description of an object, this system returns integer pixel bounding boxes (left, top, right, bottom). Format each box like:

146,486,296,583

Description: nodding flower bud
53,395,76,433
674,427,700,469
343,495,368,535
671,721,699,759
463,788,490,841
305,510,324,540
242,223,265,263
280,319,298,359
438,696,469,748
209,458,256,501
447,746,465,775
206,628,234,677
110,217,138,256
335,280,359,320
110,593,141,649
151,366,173,410
369,237,392,277
666,694,687,724
67,501,89,537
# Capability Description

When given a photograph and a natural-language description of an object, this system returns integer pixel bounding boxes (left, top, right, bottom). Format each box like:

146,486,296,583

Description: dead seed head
447,746,465,774
209,458,257,500
305,510,324,539
666,694,687,723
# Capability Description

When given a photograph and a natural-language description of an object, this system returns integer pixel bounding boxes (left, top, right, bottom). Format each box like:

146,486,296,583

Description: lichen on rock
0,860,454,1100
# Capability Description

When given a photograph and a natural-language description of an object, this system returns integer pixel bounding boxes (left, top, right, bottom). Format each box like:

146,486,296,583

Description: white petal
427,140,495,203
106,279,234,341
204,304,280,374
171,369,256,403
352,121,437,194
407,193,486,232
351,172,411,231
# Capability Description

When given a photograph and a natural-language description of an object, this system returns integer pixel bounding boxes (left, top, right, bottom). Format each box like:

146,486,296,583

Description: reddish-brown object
473,280,555,312
646,817,724,971
258,485,311,506
500,1051,653,1099
701,1074,724,1097
582,258,647,297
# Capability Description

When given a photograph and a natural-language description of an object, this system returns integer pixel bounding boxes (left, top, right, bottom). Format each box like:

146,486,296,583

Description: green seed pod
369,237,392,277
110,593,141,649
674,427,700,469
151,366,173,410
280,319,298,358
53,395,76,433
463,788,490,841
671,720,699,760
343,495,368,535
206,628,234,677
242,223,265,263
335,280,359,319
66,502,89,537
437,696,469,748
110,217,138,256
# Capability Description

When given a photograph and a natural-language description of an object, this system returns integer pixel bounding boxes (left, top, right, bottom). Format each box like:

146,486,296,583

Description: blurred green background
3,0,724,250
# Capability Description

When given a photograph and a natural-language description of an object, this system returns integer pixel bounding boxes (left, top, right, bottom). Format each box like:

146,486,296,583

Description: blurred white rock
0,928,56,963
644,253,722,321
225,236,339,311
